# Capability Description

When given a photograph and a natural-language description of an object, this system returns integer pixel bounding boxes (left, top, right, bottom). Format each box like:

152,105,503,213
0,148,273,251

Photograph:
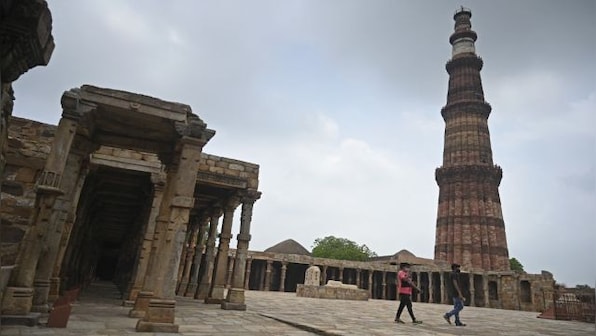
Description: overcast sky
13,1,595,286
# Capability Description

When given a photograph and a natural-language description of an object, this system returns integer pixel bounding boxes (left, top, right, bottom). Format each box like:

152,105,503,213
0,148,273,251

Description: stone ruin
296,266,369,301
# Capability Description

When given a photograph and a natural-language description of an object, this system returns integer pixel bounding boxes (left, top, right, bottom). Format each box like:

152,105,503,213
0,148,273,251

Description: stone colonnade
0,85,262,333
228,254,554,312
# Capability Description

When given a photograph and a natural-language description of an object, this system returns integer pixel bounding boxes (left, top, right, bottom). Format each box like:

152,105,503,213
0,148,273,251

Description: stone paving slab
1,285,594,336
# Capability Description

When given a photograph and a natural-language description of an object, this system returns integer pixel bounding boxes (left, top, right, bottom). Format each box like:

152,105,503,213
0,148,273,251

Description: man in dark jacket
443,263,466,326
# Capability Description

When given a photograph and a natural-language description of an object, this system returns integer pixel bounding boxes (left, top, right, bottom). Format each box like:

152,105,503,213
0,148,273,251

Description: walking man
394,262,422,324
443,263,466,326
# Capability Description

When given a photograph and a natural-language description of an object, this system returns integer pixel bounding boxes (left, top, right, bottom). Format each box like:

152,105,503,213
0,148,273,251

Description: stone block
296,284,369,301
229,163,245,171
1,287,34,315
15,167,37,183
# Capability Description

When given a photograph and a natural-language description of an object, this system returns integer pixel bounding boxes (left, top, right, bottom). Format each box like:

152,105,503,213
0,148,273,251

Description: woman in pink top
394,262,422,324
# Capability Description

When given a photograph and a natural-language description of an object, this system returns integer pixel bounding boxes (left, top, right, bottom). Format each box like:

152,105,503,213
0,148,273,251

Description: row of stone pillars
237,260,494,308
129,187,261,332
0,86,261,332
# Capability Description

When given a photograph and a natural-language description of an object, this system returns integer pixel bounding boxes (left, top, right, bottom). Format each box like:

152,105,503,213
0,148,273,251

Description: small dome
264,239,311,256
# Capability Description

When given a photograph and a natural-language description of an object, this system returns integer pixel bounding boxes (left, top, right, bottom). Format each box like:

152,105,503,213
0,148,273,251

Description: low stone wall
296,284,369,301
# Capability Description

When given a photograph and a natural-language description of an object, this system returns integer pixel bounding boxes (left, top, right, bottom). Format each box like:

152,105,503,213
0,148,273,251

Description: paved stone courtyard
1,283,594,336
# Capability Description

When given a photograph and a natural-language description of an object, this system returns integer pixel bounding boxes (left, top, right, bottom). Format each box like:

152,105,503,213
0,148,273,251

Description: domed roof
264,239,311,256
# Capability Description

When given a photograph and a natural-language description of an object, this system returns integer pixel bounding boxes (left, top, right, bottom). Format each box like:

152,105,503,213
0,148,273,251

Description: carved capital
0,0,55,82
60,88,97,121
241,190,262,204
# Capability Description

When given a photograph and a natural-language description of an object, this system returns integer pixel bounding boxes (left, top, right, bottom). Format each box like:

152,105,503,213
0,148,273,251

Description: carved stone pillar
136,136,207,333
177,223,199,296
279,262,287,292
440,272,447,304
225,257,235,289
221,191,261,311
356,269,361,288
206,196,240,303
184,215,208,296
195,208,222,300
50,163,95,302
243,259,253,290
469,273,475,307
126,173,166,307
339,267,344,282
381,271,387,300
368,271,373,298
3,105,88,316
32,150,90,313
264,260,273,291
428,272,434,303
321,266,328,285
483,274,489,307
415,273,421,302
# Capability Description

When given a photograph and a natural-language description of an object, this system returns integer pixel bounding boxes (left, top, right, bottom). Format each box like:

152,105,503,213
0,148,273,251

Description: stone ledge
296,284,369,301
0,312,41,327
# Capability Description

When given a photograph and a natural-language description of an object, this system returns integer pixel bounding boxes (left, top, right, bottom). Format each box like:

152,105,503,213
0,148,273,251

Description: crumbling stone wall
1,117,55,264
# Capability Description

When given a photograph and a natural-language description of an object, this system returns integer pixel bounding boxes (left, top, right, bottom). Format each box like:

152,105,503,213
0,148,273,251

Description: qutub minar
434,7,510,272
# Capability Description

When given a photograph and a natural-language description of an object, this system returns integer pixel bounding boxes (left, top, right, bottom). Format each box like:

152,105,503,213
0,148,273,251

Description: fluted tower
434,8,510,271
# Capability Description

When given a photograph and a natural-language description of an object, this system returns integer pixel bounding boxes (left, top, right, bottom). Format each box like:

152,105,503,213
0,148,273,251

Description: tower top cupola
450,7,478,57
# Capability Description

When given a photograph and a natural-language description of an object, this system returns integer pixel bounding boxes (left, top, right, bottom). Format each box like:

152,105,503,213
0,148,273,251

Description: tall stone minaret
434,7,510,272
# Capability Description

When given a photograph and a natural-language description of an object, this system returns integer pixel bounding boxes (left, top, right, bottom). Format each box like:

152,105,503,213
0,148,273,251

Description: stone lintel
197,171,247,189
79,85,190,122
90,153,162,174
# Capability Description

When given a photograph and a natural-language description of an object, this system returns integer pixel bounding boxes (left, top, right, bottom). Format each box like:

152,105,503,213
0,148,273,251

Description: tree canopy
509,257,524,272
311,236,377,261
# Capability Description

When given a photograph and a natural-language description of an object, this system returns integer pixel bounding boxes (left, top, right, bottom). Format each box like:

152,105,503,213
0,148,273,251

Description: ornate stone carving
0,0,55,82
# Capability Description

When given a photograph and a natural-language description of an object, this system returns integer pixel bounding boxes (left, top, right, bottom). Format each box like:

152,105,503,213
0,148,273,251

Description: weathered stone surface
296,284,369,301
434,8,510,272
304,266,321,286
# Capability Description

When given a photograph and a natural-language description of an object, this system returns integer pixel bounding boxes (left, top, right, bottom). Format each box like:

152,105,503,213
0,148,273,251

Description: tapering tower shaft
434,8,510,271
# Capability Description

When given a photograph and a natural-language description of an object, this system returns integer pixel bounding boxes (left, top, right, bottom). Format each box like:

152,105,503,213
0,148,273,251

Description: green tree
509,257,524,272
311,236,377,261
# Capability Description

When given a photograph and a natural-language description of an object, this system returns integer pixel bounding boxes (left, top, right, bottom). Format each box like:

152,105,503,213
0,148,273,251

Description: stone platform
1,283,594,335
296,282,369,301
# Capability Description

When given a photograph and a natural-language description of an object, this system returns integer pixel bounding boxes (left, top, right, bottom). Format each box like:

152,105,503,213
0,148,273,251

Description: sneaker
396,319,406,324
443,314,451,325
413,320,423,324
455,323,466,327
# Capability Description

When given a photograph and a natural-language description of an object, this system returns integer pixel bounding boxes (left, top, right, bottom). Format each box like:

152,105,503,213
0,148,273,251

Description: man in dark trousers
443,263,466,326
394,262,422,324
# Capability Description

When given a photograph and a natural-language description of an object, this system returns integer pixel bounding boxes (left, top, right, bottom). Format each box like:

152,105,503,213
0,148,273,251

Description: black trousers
395,293,416,321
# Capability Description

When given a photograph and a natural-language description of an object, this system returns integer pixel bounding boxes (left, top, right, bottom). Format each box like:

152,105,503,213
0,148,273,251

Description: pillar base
127,287,141,302
221,288,246,311
1,287,34,315
32,279,51,313
176,282,189,296
205,286,225,304
48,277,60,302
184,283,197,297
135,299,178,332
195,283,210,300
129,291,153,318
0,312,41,326
136,321,179,333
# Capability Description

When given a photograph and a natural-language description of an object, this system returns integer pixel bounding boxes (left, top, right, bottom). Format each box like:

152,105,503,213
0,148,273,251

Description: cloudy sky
13,1,595,286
